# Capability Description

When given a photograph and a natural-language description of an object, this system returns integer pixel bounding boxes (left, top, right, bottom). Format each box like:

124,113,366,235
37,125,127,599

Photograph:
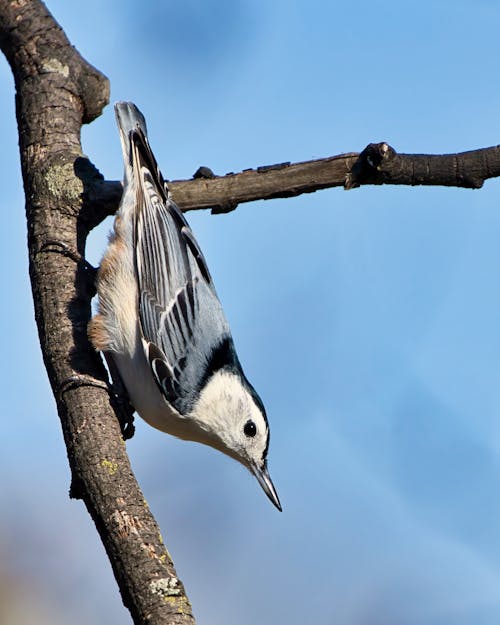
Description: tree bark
170,142,500,212
0,1,194,624
86,142,500,223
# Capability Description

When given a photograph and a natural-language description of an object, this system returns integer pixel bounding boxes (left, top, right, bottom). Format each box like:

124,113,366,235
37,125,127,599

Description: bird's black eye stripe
244,419,257,438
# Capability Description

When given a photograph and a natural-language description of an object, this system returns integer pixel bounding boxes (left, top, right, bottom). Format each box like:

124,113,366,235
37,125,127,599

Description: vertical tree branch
0,1,194,623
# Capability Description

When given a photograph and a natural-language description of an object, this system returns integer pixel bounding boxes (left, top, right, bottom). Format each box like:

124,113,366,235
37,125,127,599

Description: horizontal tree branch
83,142,500,225
170,143,500,211
170,155,358,213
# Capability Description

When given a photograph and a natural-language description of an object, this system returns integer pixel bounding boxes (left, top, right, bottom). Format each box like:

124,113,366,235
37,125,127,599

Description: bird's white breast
111,339,190,438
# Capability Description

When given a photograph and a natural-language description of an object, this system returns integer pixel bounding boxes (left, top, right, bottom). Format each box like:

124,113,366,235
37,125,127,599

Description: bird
89,102,281,510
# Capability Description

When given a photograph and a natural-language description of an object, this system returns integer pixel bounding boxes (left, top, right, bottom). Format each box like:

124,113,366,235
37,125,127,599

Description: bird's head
189,369,281,510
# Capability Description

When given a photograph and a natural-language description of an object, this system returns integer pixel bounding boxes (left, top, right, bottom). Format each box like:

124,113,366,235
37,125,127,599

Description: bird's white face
189,370,281,509
190,370,268,464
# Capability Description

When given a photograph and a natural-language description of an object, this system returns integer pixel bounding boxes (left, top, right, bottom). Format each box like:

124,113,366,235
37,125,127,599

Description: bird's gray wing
128,126,230,413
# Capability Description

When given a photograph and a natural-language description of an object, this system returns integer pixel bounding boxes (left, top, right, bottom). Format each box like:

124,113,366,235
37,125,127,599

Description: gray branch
83,142,500,225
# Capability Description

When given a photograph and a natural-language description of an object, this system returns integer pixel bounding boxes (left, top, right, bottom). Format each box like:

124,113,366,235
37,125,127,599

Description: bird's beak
251,461,282,511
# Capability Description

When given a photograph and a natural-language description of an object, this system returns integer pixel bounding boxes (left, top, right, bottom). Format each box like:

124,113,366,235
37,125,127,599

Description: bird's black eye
243,419,257,438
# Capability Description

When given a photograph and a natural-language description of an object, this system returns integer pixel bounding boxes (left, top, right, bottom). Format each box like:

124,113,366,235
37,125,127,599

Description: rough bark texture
0,1,194,624
87,142,500,222
169,143,500,212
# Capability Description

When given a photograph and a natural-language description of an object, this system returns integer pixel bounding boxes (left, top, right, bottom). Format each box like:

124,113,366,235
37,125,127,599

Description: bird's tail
115,101,148,159
115,101,167,201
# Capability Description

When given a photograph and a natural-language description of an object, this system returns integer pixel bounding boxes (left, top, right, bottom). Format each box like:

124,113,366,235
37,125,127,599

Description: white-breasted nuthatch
89,102,281,510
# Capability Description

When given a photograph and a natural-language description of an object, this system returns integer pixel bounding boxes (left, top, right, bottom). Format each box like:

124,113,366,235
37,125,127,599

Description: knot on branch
211,201,238,215
193,166,215,179
345,142,396,189
75,158,122,229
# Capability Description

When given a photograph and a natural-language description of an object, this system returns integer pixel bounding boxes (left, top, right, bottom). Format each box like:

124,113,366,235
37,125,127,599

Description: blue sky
2,1,500,624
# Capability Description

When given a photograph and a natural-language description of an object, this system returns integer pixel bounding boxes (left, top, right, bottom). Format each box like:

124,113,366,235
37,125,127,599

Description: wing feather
127,127,228,414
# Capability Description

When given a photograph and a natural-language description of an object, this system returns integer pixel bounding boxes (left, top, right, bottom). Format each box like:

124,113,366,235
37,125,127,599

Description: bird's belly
112,344,188,438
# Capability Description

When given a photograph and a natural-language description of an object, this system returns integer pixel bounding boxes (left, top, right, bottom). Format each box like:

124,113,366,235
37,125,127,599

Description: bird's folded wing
131,132,227,411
